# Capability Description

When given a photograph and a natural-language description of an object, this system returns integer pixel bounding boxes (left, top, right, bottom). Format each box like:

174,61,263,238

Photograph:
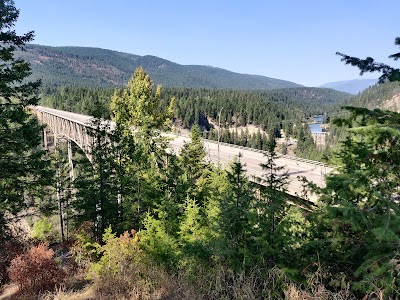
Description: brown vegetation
7,243,65,296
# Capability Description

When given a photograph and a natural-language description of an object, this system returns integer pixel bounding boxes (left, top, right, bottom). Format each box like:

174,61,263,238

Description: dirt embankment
383,93,400,112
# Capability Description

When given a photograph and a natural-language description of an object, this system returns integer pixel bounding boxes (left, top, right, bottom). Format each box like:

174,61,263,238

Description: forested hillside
345,80,400,111
18,44,303,90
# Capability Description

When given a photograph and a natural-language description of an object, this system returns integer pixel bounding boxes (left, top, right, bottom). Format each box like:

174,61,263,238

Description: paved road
34,106,332,202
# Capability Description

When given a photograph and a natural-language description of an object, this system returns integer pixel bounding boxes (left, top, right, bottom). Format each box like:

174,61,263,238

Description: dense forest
18,44,303,90
41,85,351,124
2,2,400,299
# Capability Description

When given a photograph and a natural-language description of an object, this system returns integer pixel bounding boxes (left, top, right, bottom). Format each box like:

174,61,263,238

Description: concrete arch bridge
31,106,333,203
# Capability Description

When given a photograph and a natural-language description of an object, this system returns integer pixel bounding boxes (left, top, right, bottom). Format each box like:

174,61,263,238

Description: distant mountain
319,79,378,94
17,44,303,90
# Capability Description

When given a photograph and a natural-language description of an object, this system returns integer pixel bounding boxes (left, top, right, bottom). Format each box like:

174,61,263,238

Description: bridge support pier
55,145,65,242
67,140,75,181
43,127,48,149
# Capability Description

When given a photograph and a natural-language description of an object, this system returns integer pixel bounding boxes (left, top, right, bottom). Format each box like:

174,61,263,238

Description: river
308,115,323,133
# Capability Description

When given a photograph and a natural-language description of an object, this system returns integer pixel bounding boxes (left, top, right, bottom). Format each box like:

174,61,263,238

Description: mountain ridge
18,44,303,90
319,78,378,94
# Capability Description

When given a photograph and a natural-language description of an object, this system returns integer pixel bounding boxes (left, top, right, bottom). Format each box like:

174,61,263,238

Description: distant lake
308,115,323,133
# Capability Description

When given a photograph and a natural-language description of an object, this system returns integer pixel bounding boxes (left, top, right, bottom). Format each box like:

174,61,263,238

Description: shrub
31,217,56,242
7,243,65,294
0,239,24,285
70,228,102,270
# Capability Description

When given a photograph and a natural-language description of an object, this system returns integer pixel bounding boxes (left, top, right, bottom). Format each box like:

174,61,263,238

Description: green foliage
294,123,325,160
110,67,174,131
179,199,204,244
73,119,121,241
304,107,400,297
0,0,53,234
88,227,140,279
140,215,179,270
273,207,311,277
31,217,56,242
178,198,210,265
167,87,350,130
216,156,256,269
41,85,113,118
70,227,102,267
178,125,210,204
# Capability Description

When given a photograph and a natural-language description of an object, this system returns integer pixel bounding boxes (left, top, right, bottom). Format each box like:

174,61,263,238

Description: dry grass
37,269,389,300
284,283,357,300
41,285,95,300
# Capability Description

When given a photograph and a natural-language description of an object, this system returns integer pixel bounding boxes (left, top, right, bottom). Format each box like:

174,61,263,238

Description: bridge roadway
33,106,332,202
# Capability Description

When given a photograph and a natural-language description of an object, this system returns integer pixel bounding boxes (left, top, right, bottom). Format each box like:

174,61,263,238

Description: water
309,123,322,133
308,115,323,133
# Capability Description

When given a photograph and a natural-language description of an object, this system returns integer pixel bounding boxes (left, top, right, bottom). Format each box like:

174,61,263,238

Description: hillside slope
18,44,303,90
346,81,400,111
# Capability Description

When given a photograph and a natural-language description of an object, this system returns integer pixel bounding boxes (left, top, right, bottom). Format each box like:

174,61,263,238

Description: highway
168,134,331,202
34,106,332,202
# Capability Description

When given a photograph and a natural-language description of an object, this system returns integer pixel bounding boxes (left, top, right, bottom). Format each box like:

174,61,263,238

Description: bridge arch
31,106,94,162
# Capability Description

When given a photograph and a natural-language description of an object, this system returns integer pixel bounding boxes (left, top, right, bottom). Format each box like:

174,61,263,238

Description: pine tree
178,125,209,206
109,68,176,232
218,155,255,269
254,138,290,265
306,107,400,296
73,118,119,241
0,0,52,235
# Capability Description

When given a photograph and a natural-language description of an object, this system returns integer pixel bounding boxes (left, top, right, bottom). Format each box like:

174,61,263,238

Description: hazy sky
13,0,399,86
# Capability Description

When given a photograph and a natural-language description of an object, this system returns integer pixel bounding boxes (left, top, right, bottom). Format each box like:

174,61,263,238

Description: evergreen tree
218,155,255,269
73,119,119,241
110,67,174,132
305,107,400,296
0,0,52,235
178,125,209,204
255,138,290,264
109,68,175,231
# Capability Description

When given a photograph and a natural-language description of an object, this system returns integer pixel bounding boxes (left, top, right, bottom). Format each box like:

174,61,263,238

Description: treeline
163,86,351,129
41,85,351,128
41,86,114,118
327,81,400,117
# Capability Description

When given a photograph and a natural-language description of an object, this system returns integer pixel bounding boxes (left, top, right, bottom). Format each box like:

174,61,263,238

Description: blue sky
13,0,399,86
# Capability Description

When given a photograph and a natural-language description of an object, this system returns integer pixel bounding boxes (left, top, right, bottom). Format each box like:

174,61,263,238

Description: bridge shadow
287,170,307,176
